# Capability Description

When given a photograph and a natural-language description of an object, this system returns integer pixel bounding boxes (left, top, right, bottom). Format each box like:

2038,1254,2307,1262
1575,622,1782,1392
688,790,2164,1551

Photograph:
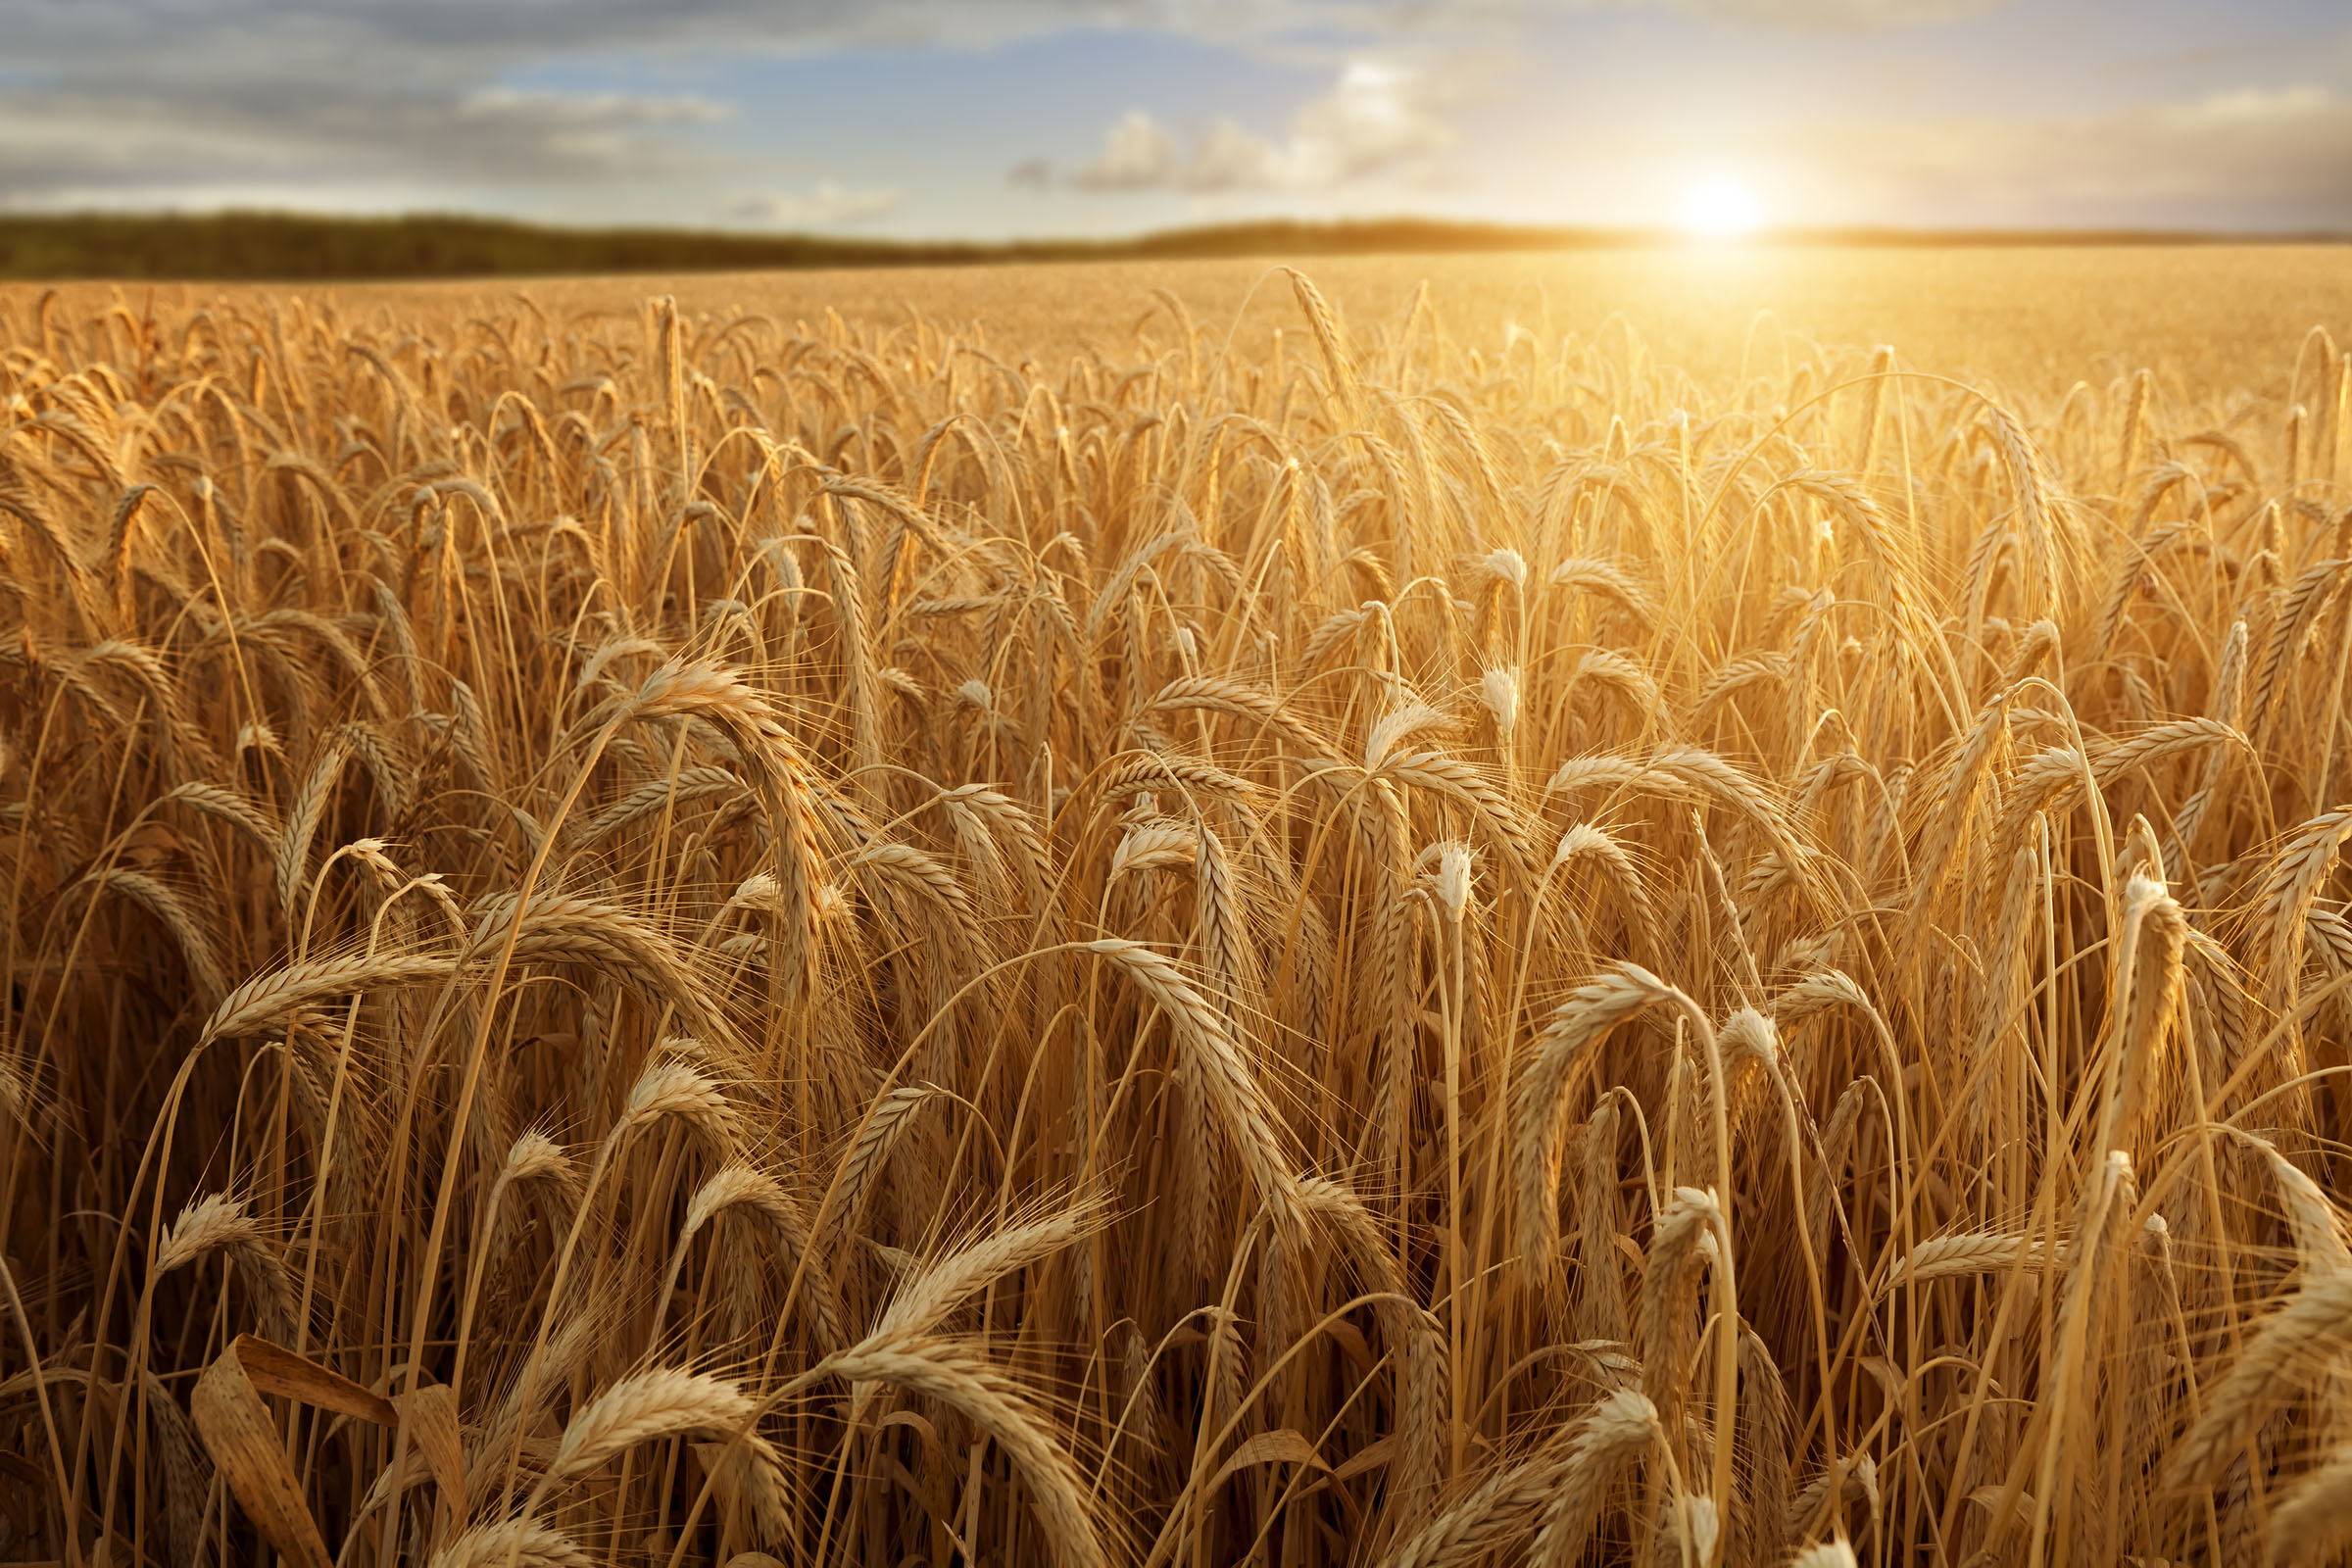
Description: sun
1677,175,1764,241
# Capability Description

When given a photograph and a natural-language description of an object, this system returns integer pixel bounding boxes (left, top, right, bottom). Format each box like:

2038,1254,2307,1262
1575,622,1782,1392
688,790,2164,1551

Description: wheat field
1,255,2350,1567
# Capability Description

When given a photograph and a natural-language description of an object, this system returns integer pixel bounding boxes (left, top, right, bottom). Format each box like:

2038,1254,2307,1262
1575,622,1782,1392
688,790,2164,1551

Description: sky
1,0,2347,238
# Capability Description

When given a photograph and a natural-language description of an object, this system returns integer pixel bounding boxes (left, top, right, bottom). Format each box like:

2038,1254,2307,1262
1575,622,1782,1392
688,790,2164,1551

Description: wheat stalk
10,267,2350,1568
1515,965,1674,1274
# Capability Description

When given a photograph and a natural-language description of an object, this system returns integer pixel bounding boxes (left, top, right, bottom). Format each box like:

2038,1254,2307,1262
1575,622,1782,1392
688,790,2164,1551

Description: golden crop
0,259,2348,1566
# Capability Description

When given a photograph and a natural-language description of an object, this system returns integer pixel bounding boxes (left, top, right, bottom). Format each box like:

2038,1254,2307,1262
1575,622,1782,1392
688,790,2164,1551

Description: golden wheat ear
19,262,2351,1568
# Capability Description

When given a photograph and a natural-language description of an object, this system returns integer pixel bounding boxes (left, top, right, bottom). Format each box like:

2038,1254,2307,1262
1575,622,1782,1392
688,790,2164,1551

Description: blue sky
2,0,2346,236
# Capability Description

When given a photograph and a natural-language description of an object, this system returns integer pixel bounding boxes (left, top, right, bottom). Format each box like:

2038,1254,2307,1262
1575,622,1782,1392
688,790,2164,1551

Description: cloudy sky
2,0,2347,237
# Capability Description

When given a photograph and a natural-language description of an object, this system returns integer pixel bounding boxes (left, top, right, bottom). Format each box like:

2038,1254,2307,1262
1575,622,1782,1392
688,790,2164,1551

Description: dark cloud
0,83,731,207
0,1,1191,208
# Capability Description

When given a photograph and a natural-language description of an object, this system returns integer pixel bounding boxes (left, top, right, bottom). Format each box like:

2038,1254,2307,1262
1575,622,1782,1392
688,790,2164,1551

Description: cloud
1072,111,1182,190
1774,84,2352,228
0,82,736,212
458,88,731,130
728,180,905,226
0,0,2248,223
1062,58,1462,194
1648,0,2001,24
0,1,1170,210
0,0,1999,81
1264,58,1460,185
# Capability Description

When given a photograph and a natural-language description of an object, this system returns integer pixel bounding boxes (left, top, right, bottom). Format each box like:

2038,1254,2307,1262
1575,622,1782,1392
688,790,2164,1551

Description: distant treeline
0,210,2334,282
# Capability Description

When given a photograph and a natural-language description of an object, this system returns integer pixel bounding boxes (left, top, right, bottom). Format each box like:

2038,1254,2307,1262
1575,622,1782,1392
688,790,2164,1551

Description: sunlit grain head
13,237,2340,1568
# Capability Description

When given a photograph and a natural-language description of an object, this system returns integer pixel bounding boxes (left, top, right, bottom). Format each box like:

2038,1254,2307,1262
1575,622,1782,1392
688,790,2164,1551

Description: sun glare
1677,175,1763,241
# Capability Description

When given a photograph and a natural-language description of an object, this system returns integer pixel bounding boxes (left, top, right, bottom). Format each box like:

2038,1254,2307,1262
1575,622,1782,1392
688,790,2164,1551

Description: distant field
11,243,2348,400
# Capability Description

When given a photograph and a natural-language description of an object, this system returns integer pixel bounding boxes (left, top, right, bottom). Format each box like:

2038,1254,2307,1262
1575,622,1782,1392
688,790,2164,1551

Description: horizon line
4,208,2346,284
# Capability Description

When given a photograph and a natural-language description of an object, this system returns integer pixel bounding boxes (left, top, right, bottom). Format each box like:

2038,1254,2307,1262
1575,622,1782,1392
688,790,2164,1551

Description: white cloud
1186,118,1284,190
1073,110,1181,190
2182,84,2332,125
728,180,905,226
1064,58,1463,194
1274,59,1459,184
1774,84,2352,228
